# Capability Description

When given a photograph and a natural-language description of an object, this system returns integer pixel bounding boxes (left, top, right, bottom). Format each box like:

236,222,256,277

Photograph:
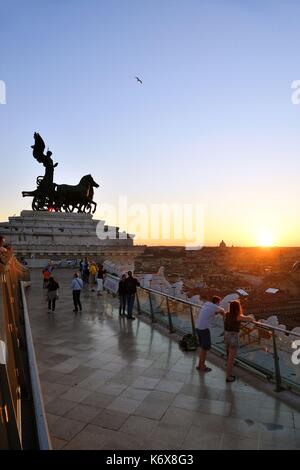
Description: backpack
179,334,198,351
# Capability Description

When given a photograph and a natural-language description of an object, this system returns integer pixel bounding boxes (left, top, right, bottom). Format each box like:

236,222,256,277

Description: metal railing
103,273,300,393
136,286,300,393
0,251,51,449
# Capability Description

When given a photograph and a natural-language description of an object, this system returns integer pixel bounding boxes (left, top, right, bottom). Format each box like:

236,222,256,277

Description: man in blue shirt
71,273,83,312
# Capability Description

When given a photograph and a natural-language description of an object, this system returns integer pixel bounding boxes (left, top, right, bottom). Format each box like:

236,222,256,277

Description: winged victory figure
31,132,58,191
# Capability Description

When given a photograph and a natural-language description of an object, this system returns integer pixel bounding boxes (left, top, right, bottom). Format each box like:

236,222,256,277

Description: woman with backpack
47,276,59,312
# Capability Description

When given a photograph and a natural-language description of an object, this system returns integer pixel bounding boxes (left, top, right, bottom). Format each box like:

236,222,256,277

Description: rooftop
26,269,300,450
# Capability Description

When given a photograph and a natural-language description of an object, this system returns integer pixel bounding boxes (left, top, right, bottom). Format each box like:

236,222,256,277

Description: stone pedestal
0,211,145,268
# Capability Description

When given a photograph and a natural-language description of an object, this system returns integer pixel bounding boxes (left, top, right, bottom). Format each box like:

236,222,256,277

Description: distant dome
219,240,226,248
292,261,300,273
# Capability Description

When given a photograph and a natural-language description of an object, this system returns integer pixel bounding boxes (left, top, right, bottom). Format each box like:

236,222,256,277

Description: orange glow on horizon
256,229,274,247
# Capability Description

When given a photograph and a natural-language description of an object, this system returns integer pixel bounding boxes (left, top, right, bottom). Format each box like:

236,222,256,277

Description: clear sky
1,0,300,246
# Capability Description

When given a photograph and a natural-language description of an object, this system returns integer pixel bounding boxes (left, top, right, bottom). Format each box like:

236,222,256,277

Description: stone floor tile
67,365,97,379
120,415,156,437
60,386,93,403
64,430,106,450
172,394,201,411
197,398,232,417
64,403,102,423
134,400,170,420
155,379,184,394
181,427,222,450
148,422,189,447
55,374,81,387
49,416,86,441
131,377,161,391
96,382,128,396
220,434,259,450
40,381,70,399
39,370,66,384
258,408,295,429
92,409,130,430
260,425,300,446
119,387,151,401
46,398,77,417
81,391,116,408
142,367,169,379
222,416,262,439
50,437,68,450
192,411,225,433
84,425,144,449
107,397,142,414
161,406,195,427
144,390,177,405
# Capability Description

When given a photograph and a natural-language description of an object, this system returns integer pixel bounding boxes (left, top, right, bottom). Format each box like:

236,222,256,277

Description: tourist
71,272,83,312
47,276,59,312
0,236,8,265
195,296,225,372
0,235,6,252
82,258,90,285
79,259,84,276
96,264,106,296
89,261,97,291
42,267,50,289
20,257,28,267
125,271,140,320
118,274,127,316
224,300,253,382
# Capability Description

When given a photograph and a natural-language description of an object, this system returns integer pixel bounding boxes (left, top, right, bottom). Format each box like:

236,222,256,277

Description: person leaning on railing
224,300,253,382
195,296,225,373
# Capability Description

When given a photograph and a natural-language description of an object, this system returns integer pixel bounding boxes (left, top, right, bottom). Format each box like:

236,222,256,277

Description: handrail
20,281,52,450
139,285,300,338
104,273,300,338
104,272,300,393
0,251,51,449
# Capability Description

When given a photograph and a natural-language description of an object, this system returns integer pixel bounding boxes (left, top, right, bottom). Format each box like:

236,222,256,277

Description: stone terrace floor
26,269,300,450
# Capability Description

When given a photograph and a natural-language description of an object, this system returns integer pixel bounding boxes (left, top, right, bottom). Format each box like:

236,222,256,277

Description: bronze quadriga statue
22,133,99,213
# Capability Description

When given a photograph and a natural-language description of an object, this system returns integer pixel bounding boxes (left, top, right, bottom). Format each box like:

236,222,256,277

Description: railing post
272,330,284,392
148,291,156,323
166,297,175,333
189,305,197,339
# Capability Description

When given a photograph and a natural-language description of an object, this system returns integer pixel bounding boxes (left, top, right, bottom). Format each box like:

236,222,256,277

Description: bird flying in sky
135,76,143,85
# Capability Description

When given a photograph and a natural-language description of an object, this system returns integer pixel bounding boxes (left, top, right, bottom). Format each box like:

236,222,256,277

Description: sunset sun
257,229,274,247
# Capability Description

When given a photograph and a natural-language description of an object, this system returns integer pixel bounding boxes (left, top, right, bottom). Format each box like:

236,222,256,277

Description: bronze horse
55,174,99,213
22,174,99,213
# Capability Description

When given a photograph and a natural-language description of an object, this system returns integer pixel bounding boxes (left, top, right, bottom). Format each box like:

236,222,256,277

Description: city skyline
1,1,300,247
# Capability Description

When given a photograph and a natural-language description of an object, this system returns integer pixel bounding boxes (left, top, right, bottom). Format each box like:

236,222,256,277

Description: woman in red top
43,268,50,288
